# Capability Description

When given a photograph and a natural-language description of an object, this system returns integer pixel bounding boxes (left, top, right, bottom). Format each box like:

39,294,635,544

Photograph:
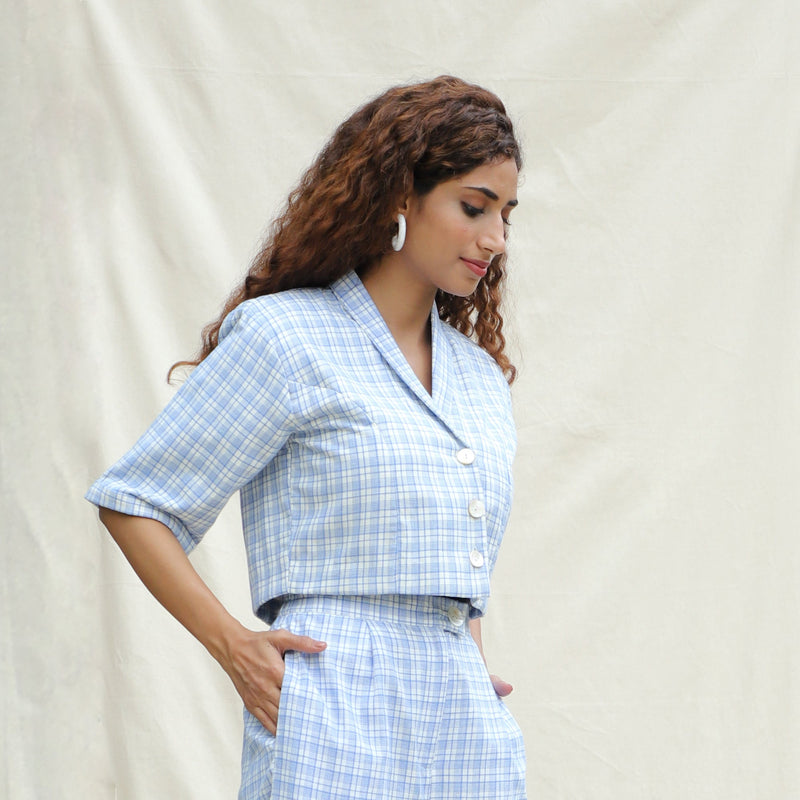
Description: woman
87,75,526,799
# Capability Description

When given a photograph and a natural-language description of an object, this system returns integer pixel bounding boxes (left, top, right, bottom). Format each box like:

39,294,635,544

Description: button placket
458,441,487,574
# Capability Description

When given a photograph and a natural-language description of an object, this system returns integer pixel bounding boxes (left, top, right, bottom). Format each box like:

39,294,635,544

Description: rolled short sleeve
85,303,294,552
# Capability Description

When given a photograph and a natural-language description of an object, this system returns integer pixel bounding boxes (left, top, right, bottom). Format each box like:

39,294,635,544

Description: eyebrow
465,186,519,207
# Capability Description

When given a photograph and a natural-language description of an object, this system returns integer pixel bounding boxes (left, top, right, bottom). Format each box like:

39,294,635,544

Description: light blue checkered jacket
86,271,516,622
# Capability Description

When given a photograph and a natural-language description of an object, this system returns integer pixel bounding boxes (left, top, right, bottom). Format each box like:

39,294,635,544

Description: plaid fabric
86,270,516,620
239,595,527,799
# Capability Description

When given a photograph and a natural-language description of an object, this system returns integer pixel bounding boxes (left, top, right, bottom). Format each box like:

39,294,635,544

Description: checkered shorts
238,595,526,799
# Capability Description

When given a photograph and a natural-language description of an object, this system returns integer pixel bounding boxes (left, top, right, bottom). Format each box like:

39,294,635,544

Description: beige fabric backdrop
3,1,799,797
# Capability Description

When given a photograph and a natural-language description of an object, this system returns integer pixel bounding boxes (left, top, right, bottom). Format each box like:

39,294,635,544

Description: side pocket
240,706,278,799
270,648,301,795
273,649,297,744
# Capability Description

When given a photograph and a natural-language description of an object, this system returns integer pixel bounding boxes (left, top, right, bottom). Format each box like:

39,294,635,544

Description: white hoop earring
391,213,406,252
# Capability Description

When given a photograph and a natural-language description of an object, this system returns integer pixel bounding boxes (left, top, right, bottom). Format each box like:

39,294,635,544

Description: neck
360,257,436,345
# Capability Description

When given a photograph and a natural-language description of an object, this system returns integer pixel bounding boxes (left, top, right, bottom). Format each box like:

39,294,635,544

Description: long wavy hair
170,75,522,382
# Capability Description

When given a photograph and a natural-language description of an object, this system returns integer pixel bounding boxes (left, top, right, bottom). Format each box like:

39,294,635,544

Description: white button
467,499,485,518
456,448,475,465
447,606,466,625
469,549,485,568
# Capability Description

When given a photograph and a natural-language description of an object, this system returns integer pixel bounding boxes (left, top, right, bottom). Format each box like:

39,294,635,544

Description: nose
478,214,507,258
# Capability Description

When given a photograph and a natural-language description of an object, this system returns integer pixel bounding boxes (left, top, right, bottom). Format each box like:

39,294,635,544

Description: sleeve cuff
84,486,198,554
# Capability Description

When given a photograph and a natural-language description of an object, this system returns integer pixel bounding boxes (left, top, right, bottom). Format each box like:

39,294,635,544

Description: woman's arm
98,508,325,734
469,617,513,697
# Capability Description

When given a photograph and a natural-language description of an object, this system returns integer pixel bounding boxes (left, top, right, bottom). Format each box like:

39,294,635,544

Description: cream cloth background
3,1,799,797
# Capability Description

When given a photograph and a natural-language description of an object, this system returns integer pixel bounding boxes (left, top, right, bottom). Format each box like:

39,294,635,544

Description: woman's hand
218,627,326,735
489,674,514,697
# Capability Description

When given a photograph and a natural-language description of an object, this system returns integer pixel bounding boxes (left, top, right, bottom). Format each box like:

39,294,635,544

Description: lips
460,257,490,278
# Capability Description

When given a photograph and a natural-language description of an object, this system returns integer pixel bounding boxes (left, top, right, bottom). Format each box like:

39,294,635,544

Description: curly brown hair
170,75,522,382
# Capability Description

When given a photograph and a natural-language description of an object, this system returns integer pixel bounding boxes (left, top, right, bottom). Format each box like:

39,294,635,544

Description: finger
251,703,278,736
260,711,277,736
271,630,327,655
250,680,283,709
490,674,514,697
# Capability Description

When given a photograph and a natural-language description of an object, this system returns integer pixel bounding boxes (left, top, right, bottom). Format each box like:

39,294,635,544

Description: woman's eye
461,203,483,218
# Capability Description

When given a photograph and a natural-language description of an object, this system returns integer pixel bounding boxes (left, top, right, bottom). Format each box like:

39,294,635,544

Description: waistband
272,594,472,634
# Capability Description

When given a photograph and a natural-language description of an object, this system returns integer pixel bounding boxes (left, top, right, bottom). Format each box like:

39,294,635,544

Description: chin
439,279,481,299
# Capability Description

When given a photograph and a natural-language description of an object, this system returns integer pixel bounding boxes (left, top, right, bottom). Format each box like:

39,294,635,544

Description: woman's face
400,158,519,298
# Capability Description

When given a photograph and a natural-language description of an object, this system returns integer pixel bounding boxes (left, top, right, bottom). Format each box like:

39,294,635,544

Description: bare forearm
469,616,514,697
97,507,326,733
98,507,245,662
469,617,487,664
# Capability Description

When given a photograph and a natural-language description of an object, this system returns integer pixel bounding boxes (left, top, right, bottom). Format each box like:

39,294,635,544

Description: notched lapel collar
330,271,469,443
